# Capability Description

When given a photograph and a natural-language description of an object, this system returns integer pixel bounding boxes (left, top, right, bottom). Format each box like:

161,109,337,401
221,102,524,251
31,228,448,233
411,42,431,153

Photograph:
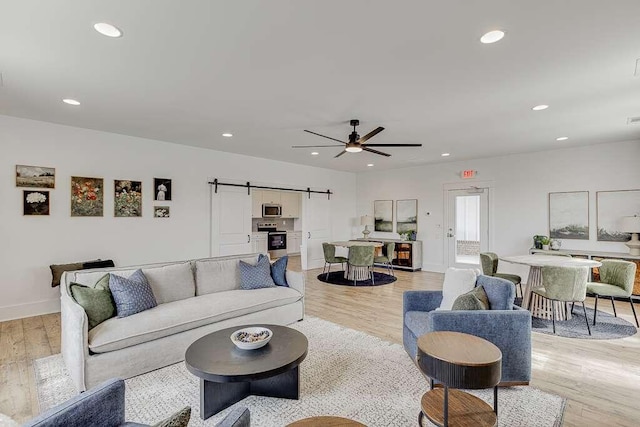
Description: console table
355,238,423,271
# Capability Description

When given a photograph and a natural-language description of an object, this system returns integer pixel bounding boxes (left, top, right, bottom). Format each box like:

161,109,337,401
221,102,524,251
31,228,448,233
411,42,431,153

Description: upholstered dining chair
532,266,591,335
586,259,638,327
374,242,395,276
322,242,347,280
348,245,375,286
480,252,523,298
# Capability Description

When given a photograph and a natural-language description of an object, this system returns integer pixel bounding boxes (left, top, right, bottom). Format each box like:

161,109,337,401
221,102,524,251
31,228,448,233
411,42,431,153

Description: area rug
316,271,397,286
532,306,637,339
34,317,564,426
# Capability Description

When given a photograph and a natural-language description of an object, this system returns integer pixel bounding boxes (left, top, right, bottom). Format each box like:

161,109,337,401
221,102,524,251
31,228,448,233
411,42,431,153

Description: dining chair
322,243,347,280
480,252,523,298
374,242,395,276
586,259,638,327
532,266,591,335
348,245,375,286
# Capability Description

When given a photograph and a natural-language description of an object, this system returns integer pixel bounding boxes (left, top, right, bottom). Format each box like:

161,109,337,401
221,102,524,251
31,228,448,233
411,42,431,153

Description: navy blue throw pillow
270,255,289,287
239,255,276,290
109,269,157,317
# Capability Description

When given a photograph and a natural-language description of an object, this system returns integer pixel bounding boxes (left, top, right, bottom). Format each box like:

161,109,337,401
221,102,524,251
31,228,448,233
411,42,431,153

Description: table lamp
620,215,640,255
360,215,374,239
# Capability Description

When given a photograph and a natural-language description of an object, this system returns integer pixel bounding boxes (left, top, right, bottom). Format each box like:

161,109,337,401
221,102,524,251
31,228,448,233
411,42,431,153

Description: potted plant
540,236,551,251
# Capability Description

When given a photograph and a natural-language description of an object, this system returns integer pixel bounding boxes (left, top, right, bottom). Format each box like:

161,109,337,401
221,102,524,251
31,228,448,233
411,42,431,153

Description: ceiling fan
292,119,422,158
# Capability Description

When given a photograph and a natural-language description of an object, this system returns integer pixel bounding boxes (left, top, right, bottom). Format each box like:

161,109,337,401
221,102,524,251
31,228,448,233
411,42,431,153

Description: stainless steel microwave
262,204,282,218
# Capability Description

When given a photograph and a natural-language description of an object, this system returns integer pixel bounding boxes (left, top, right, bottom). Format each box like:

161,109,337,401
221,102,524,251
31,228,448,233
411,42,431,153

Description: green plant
540,236,551,245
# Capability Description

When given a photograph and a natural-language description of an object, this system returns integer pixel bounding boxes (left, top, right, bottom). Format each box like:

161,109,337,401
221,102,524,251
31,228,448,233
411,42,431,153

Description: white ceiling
1,0,639,172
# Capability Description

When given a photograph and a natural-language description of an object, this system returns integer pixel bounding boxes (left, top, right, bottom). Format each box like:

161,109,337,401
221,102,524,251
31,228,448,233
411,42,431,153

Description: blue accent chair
24,378,250,427
403,275,532,386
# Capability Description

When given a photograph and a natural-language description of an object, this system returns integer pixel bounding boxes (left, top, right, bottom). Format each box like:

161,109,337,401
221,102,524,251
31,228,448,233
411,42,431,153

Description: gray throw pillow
69,274,116,329
153,406,191,427
452,286,490,311
109,269,157,317
239,255,277,290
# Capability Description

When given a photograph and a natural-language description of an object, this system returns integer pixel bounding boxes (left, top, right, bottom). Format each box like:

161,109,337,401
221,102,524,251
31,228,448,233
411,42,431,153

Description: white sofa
60,253,305,392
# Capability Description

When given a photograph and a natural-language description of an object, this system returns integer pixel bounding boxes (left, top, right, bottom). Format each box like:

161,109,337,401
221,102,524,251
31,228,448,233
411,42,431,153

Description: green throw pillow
451,286,490,311
69,274,116,329
153,407,191,427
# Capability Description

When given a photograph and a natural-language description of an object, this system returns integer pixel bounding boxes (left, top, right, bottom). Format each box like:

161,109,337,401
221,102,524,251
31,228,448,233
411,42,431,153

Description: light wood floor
2,258,639,426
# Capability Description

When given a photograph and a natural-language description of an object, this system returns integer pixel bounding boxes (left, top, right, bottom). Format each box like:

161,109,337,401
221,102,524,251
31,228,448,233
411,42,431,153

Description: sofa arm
286,270,305,296
60,284,90,392
403,291,443,315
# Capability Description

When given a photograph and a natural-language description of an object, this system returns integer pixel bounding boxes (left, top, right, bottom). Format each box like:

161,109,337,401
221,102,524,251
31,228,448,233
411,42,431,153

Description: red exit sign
461,170,476,179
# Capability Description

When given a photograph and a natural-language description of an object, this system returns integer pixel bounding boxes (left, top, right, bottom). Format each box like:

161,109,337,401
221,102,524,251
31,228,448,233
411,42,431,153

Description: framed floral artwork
114,180,142,217
24,190,50,215
154,206,170,218
71,177,104,217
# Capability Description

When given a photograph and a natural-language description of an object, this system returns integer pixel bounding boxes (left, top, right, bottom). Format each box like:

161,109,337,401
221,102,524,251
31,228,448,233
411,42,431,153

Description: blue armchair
24,378,250,427
403,275,532,386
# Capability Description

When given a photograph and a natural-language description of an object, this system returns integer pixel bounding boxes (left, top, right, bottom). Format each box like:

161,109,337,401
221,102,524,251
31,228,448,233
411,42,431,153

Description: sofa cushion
239,256,276,290
194,255,259,295
438,268,478,310
142,262,195,304
69,274,116,329
88,287,303,353
270,255,289,287
452,286,490,311
109,270,157,318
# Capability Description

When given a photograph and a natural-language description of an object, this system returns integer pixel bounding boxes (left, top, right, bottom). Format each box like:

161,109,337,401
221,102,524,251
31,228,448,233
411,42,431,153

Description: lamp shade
360,215,374,226
619,216,640,233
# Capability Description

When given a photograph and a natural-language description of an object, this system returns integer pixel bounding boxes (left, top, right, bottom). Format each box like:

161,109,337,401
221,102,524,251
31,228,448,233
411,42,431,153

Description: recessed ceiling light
311,152,319,156
556,136,569,141
480,30,505,44
222,133,233,137
62,98,81,106
367,163,374,167
441,153,450,157
532,104,549,111
93,23,123,38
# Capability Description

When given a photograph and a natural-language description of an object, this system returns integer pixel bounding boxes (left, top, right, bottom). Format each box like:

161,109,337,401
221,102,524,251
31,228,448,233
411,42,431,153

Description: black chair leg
518,283,523,299
582,302,592,335
610,296,617,317
571,302,575,314
593,294,599,326
629,297,639,327
551,300,556,334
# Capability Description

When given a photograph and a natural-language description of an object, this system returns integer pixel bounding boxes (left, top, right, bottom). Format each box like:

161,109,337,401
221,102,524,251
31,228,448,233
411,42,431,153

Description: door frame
443,180,495,268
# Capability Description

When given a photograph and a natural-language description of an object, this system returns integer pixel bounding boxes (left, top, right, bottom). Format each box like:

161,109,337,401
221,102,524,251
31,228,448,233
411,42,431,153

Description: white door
211,186,252,257
302,193,331,270
445,188,489,268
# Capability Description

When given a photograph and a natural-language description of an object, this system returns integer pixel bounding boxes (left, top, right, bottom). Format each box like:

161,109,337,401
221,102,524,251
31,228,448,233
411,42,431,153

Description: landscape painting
16,165,55,188
549,191,589,240
114,180,143,217
597,189,640,241
23,191,50,215
374,200,393,232
71,176,104,217
396,199,418,233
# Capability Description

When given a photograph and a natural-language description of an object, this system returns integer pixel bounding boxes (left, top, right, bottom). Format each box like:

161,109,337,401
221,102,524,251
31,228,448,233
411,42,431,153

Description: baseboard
0,299,60,321
423,264,446,274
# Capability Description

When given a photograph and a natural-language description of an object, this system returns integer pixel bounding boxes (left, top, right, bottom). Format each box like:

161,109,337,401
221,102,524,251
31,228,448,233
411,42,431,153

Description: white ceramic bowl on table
230,327,273,350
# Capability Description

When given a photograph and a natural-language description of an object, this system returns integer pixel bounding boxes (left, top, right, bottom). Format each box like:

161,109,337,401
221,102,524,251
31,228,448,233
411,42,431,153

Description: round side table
287,416,366,426
416,331,502,427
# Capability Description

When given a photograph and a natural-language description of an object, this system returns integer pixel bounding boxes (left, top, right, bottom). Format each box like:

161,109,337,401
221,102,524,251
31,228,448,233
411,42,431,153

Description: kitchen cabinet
252,232,268,254
281,192,301,218
261,190,281,204
287,231,302,255
251,190,264,218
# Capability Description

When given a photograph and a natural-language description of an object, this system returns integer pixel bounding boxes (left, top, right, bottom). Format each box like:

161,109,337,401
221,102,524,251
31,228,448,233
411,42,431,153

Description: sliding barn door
302,193,331,270
211,186,252,257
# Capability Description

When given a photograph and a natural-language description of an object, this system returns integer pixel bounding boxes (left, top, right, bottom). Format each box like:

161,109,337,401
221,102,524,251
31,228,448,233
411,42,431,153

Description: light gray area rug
34,317,565,426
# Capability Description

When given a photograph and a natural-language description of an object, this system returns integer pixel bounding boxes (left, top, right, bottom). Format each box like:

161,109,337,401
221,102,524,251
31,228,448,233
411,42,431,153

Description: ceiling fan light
345,146,362,153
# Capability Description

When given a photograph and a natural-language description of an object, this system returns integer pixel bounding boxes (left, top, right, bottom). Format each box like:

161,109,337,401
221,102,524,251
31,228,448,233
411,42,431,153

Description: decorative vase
542,244,550,251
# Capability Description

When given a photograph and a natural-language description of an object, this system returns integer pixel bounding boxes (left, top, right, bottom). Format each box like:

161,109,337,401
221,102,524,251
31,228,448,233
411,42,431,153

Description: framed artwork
597,189,640,241
154,206,170,218
23,191,50,215
154,178,172,201
114,180,142,217
71,176,104,217
374,200,393,232
548,191,589,240
396,199,418,233
16,165,55,188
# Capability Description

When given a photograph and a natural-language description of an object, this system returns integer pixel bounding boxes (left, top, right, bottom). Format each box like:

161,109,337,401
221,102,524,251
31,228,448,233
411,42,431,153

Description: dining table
499,254,602,320
330,240,383,281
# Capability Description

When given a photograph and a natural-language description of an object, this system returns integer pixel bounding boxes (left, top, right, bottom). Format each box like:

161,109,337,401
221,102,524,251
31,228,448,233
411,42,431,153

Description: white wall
356,140,640,276
0,115,357,321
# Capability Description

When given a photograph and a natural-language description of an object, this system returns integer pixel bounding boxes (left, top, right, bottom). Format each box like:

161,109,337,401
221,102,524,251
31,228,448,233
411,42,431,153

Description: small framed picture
154,206,170,218
24,190,50,215
16,165,55,188
154,178,172,201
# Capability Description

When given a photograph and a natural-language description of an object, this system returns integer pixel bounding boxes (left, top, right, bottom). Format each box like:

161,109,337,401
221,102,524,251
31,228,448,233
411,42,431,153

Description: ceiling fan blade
304,130,347,144
334,150,348,158
363,143,423,147
291,145,345,148
358,127,385,144
363,147,391,157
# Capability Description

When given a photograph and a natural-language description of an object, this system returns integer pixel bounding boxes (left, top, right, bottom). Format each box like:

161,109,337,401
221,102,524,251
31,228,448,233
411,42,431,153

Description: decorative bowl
230,327,272,350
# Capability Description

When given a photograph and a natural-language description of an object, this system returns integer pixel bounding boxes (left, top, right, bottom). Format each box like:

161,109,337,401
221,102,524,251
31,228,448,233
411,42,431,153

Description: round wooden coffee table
416,331,502,427
287,416,366,426
185,324,308,420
